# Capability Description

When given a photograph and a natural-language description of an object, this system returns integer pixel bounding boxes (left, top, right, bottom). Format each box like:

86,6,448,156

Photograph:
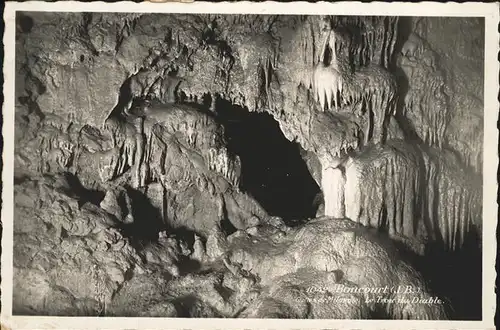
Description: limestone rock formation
233,218,447,319
11,12,483,320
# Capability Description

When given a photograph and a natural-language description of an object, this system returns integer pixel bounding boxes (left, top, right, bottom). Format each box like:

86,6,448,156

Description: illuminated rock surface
12,13,483,319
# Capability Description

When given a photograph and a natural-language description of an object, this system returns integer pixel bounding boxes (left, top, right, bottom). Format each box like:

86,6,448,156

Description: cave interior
12,12,484,320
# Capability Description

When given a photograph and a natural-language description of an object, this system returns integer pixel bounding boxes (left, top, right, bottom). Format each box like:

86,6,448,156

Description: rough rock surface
12,13,483,319
231,218,447,319
12,176,446,319
398,18,484,172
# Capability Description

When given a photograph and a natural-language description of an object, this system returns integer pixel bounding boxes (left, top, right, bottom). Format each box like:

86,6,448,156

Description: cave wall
397,17,484,173
15,14,484,162
14,13,483,251
11,11,485,319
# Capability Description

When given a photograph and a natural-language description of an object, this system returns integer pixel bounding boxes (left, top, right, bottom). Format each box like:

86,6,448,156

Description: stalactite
312,63,344,112
430,150,481,250
340,142,481,252
311,28,344,112
350,143,423,240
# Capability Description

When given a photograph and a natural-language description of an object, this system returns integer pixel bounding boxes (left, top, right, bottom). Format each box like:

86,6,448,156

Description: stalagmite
321,166,346,218
344,159,362,222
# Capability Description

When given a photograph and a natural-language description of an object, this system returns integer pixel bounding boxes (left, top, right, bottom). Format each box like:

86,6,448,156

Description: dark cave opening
112,185,203,255
215,100,321,224
392,227,483,320
424,231,482,320
63,172,106,208
118,185,168,249
16,13,34,34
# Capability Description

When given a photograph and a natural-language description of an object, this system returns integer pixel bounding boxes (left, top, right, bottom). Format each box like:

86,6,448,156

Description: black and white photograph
1,1,498,329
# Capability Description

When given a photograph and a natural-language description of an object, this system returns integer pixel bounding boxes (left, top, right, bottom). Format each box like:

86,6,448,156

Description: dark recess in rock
17,13,34,34
216,99,321,223
120,185,167,247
